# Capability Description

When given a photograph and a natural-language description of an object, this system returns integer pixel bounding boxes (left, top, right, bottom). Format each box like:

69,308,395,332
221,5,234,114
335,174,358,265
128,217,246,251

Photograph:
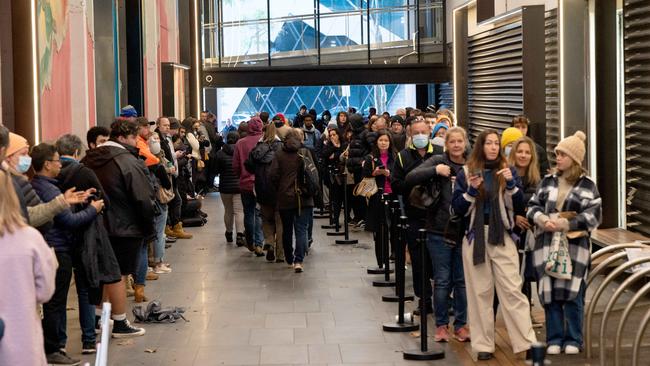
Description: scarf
471,160,505,265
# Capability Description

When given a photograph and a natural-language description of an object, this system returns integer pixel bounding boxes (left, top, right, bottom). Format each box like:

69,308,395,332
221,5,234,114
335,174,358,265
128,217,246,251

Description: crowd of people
0,101,601,365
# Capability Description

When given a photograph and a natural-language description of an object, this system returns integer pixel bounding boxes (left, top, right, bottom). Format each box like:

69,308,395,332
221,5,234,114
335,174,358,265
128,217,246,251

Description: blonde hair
508,137,541,186
445,126,467,145
262,122,277,143
0,169,26,237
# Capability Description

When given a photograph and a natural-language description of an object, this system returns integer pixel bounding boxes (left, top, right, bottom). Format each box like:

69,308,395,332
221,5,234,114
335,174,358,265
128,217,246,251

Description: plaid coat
527,174,602,304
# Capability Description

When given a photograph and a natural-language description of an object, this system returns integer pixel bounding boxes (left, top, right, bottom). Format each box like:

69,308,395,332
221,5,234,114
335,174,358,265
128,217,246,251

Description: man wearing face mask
273,114,292,141
2,131,87,232
391,118,443,316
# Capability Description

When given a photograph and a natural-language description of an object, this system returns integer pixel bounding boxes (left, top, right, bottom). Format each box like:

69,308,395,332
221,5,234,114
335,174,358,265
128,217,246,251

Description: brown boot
146,271,159,281
125,275,135,297
165,225,176,238
172,222,193,239
134,285,148,303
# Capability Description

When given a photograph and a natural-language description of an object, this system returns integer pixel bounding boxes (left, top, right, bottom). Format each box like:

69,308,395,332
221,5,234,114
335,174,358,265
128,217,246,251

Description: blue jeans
241,192,263,247
74,277,96,344
135,242,148,285
544,282,585,349
280,207,313,264
426,233,467,330
153,205,168,261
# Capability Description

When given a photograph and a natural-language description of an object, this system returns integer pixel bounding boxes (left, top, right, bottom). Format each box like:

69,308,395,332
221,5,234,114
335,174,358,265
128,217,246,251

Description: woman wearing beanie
452,129,536,361
527,131,601,355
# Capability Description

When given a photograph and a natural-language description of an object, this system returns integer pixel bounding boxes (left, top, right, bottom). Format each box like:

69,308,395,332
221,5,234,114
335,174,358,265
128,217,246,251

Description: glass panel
203,0,219,68
319,0,368,65
220,0,268,67
368,0,418,64
214,84,416,131
418,0,443,63
269,0,318,66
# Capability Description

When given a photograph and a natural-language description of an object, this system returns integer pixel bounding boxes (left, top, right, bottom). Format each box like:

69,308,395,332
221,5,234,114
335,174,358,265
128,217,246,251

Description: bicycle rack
632,308,650,366
586,251,629,287
615,281,650,366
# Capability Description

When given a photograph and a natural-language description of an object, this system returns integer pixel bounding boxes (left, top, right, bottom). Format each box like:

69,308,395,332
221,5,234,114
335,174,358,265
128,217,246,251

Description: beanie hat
120,105,138,118
390,115,404,126
6,132,29,157
248,117,263,133
555,130,586,164
500,127,524,149
437,115,452,127
327,121,338,130
432,122,448,137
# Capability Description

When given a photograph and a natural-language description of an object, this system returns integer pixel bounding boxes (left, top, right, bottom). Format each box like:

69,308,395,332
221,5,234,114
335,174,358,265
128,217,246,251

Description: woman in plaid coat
527,131,602,355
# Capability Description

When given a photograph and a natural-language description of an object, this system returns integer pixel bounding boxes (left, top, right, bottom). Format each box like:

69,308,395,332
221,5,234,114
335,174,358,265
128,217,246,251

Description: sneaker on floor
254,246,265,257
145,272,159,281
236,233,246,247
225,231,233,243
546,345,561,355
434,325,450,342
95,318,114,335
263,243,272,251
266,248,276,262
294,263,304,273
454,326,470,342
46,351,80,366
111,319,145,338
81,341,96,354
153,263,172,274
564,345,580,355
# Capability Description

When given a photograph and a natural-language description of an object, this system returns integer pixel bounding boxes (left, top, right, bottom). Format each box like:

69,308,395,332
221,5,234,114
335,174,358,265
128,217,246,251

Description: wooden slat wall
624,0,650,235
467,22,524,142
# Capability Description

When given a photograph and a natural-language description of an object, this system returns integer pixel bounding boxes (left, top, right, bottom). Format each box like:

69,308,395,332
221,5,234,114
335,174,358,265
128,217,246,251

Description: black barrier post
382,202,413,302
403,229,445,361
335,171,358,245
322,167,337,230
373,195,395,287
383,216,419,332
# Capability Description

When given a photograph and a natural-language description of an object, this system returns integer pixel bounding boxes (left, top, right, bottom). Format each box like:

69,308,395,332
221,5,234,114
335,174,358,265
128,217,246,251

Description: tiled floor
61,193,649,365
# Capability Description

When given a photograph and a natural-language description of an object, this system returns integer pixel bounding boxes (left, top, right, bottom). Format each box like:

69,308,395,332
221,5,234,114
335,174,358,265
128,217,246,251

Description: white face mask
149,140,161,155
504,146,512,158
412,133,429,149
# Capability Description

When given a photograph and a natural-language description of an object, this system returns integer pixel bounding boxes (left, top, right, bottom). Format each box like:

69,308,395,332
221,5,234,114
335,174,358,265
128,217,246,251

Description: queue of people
0,102,601,365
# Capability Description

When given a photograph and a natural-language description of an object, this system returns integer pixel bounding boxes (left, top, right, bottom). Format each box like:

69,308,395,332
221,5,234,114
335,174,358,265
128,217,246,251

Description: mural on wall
37,0,96,142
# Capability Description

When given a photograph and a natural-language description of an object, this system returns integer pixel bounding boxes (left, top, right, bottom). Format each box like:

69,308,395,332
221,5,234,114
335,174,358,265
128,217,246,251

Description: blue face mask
16,155,32,173
412,134,429,149
504,146,512,158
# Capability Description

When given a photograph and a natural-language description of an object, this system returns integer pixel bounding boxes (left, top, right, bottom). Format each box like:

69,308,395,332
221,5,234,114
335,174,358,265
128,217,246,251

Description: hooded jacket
215,143,240,194
248,138,283,205
302,125,322,151
232,117,263,192
82,141,156,239
269,134,315,211
345,114,369,178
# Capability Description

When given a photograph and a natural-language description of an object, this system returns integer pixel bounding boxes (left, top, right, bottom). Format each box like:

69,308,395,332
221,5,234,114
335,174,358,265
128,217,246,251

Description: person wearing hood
316,110,331,133
301,114,322,153
344,113,369,227
431,122,449,148
274,114,292,140
269,129,317,273
81,119,154,339
232,117,265,255
293,105,308,128
246,123,284,263
215,131,245,247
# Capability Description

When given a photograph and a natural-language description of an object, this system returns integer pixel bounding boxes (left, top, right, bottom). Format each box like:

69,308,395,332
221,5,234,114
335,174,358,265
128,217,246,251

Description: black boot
225,231,233,243
236,233,246,247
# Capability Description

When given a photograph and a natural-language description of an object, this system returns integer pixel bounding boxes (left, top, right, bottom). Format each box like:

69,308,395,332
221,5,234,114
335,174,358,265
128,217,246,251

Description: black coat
82,142,156,239
405,153,464,234
80,213,121,288
269,135,315,210
320,141,347,186
346,131,368,179
215,143,240,194
10,174,29,222
247,139,283,205
362,153,395,232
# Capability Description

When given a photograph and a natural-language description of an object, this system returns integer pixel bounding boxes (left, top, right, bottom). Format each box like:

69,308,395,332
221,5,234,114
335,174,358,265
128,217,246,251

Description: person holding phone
362,130,396,268
452,130,536,361
405,127,470,343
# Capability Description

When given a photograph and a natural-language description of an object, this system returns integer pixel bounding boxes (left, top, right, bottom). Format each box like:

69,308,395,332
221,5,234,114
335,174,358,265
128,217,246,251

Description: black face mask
274,121,284,128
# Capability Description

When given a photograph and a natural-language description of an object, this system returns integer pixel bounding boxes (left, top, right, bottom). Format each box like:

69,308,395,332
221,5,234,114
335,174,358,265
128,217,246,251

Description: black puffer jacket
247,139,283,205
345,114,368,178
405,153,464,234
82,142,156,239
215,143,240,194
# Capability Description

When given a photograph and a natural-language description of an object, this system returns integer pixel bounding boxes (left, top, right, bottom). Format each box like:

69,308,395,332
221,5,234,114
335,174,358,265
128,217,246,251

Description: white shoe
153,263,172,274
564,345,580,354
547,345,561,355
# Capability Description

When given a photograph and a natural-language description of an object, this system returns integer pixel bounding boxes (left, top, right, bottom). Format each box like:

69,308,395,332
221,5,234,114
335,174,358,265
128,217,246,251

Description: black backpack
296,148,321,200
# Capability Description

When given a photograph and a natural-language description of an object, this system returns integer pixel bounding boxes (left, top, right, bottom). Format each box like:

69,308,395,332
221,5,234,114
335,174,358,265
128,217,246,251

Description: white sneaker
547,345,561,355
153,263,172,274
564,345,580,354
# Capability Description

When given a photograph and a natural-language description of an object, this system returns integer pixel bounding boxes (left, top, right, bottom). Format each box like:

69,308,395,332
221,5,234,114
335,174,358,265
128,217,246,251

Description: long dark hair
466,129,508,196
371,130,396,158
336,111,349,125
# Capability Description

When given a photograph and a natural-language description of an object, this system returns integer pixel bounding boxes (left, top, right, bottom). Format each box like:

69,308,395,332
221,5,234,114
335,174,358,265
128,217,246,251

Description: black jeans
406,219,433,307
167,179,182,226
43,251,73,354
